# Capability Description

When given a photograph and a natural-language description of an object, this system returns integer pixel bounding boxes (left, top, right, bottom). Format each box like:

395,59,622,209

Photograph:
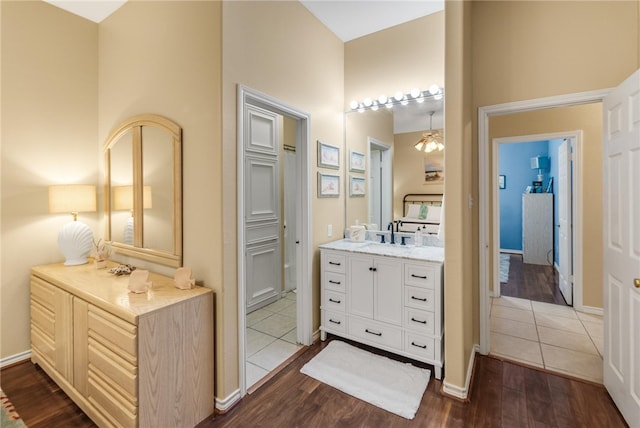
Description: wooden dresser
30,262,214,428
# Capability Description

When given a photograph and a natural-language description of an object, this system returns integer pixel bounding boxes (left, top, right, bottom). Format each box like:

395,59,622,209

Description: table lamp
113,185,152,245
48,184,96,265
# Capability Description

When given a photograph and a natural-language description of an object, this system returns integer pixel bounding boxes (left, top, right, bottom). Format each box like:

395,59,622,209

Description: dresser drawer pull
329,298,341,304
411,274,428,279
411,341,427,349
411,296,427,302
329,319,342,325
329,280,341,285
411,317,427,324
329,261,341,266
365,329,382,337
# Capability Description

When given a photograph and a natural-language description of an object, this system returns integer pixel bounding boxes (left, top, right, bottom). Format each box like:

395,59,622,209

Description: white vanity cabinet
320,244,444,379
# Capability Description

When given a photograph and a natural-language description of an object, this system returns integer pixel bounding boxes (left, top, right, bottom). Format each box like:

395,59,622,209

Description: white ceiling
43,0,126,23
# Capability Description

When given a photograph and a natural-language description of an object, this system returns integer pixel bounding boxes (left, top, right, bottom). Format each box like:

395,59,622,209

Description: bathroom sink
362,242,412,256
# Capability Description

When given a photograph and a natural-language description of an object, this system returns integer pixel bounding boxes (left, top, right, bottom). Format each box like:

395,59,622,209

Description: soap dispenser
414,226,423,247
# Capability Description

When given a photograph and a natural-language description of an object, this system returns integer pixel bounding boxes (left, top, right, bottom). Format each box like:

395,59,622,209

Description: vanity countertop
319,239,444,263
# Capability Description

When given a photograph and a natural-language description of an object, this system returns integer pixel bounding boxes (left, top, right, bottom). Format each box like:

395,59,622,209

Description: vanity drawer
88,306,137,365
88,370,137,428
404,285,435,311
404,264,436,289
322,310,347,334
348,317,402,350
404,307,435,335
323,271,345,293
88,337,138,402
323,252,346,274
404,332,435,361
323,290,346,312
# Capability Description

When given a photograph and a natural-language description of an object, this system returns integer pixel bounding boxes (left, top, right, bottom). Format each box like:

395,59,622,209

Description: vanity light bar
349,84,443,112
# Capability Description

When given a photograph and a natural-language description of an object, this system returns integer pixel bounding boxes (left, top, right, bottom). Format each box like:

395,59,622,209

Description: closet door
244,105,282,312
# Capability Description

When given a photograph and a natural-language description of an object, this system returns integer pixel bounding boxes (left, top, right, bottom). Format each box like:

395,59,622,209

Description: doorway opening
495,135,577,307
237,85,313,397
368,137,392,229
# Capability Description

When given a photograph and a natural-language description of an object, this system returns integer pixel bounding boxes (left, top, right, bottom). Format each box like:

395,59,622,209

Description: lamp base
58,221,93,266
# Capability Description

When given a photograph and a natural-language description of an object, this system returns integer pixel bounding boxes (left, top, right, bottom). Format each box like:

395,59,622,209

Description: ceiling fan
414,111,444,153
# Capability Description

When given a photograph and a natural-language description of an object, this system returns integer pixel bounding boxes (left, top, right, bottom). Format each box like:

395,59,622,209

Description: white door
244,105,282,313
603,68,640,426
558,139,572,305
369,149,382,227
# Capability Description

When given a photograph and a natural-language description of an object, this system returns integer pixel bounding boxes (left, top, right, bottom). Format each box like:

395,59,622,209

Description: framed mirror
104,114,183,267
344,96,444,232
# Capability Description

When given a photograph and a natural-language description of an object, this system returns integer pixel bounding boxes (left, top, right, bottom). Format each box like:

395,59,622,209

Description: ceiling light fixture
349,85,443,112
414,111,444,153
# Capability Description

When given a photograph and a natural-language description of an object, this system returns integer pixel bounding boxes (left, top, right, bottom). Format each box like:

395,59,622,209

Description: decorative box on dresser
320,240,444,379
30,262,214,428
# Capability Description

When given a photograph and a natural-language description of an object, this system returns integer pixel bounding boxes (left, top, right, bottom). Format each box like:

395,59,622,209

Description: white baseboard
0,350,31,368
577,305,603,316
499,249,523,255
215,389,241,413
442,344,479,400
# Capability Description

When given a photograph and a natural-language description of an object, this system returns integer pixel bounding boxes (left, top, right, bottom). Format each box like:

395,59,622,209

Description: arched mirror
104,114,182,267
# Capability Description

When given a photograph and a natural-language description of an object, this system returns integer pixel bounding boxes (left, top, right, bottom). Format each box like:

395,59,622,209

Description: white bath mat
300,340,430,419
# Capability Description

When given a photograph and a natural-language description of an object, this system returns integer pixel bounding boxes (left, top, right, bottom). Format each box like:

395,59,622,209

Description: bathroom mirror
344,96,444,232
104,114,183,267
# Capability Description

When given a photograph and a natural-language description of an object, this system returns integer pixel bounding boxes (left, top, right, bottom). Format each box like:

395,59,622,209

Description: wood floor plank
501,254,566,305
1,338,627,428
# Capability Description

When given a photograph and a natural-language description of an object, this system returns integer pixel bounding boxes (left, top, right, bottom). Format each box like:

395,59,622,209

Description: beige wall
489,103,604,308
1,1,99,359
221,1,344,400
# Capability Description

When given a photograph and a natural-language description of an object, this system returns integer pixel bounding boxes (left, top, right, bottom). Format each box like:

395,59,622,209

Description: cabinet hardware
329,319,341,325
411,296,427,302
329,298,341,304
411,317,427,324
635,278,640,288
411,342,427,349
411,274,428,279
329,280,341,285
365,329,382,336
329,261,341,266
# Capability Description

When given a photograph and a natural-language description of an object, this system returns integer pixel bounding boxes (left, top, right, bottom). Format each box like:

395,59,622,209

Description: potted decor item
93,238,112,269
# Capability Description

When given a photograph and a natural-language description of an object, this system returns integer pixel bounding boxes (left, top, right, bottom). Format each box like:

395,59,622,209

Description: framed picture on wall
317,140,340,169
317,172,340,197
499,175,506,189
424,153,444,183
349,175,365,197
349,150,365,173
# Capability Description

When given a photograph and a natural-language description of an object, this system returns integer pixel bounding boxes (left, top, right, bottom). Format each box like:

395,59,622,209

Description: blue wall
499,141,549,251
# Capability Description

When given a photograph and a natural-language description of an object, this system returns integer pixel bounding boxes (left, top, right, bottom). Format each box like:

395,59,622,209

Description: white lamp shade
113,185,152,210
48,185,96,214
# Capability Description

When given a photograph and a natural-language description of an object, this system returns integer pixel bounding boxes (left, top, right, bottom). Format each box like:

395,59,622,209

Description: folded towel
419,204,428,219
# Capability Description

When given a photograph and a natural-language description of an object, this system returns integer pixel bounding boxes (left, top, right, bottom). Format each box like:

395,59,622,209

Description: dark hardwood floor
500,253,566,305
1,338,626,428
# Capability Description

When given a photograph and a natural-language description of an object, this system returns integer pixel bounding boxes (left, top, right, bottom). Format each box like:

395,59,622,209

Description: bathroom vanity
29,262,214,428
319,239,444,379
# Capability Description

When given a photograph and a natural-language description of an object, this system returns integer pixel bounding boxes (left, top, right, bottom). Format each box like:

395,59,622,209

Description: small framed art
349,175,365,197
317,141,340,169
349,150,365,173
318,172,340,197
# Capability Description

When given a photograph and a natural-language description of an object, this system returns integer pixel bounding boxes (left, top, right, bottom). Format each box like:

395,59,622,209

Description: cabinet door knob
635,278,640,288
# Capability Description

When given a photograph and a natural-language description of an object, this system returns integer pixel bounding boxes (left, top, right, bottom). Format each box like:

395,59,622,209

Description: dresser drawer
323,252,346,274
88,370,137,428
31,277,56,311
348,317,402,350
404,307,435,335
31,323,55,365
322,310,347,334
323,271,346,293
88,337,138,402
31,300,55,338
404,332,435,361
404,264,436,289
88,306,137,365
404,285,435,311
323,290,346,312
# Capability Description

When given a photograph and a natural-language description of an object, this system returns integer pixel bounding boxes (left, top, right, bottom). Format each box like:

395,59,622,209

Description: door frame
478,88,610,355
367,137,392,228
237,85,312,395
493,131,581,303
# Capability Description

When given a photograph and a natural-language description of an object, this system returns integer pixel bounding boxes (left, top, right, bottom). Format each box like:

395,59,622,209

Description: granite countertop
319,239,444,263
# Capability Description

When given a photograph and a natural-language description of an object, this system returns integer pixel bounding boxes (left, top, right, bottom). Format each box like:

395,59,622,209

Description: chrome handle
635,278,640,288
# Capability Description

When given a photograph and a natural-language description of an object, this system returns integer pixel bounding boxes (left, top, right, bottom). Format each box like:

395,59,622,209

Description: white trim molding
215,389,241,413
0,350,31,368
578,305,603,316
442,344,479,400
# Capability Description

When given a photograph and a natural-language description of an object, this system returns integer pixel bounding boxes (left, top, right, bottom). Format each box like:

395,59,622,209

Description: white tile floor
490,296,604,384
246,291,302,389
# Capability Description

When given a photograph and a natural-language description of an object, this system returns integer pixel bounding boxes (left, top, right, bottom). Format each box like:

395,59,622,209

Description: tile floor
245,291,303,389
490,296,604,384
